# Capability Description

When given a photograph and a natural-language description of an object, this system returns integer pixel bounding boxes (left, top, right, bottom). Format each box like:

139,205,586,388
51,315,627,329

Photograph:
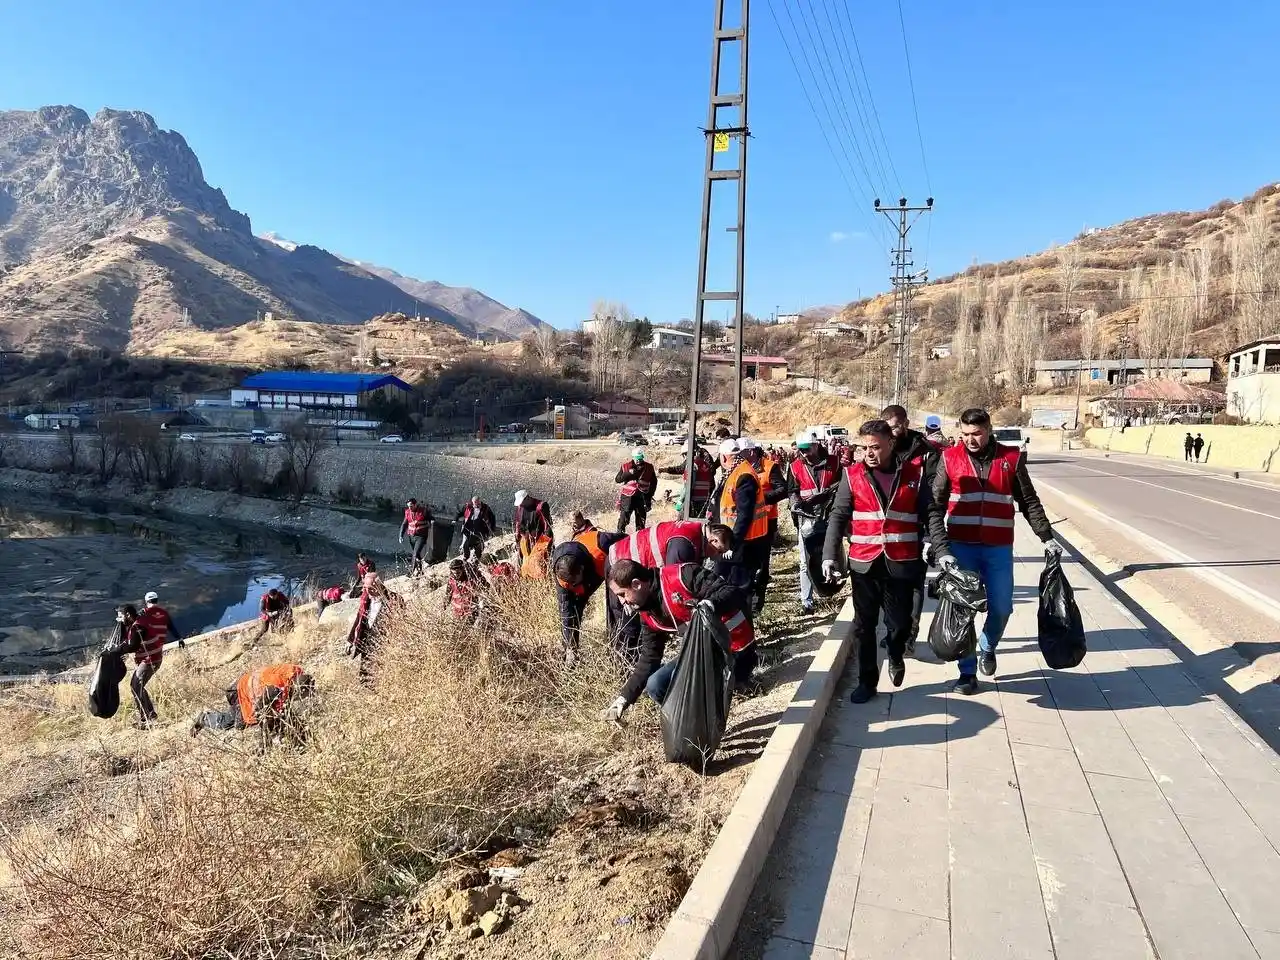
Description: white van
805,424,849,445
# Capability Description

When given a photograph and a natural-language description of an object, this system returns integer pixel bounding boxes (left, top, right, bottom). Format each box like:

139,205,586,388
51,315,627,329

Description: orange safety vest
236,663,305,727
520,536,552,578
607,520,705,568
845,459,924,564
720,461,769,541
943,443,1021,547
756,456,780,522
404,506,429,537
574,528,609,578
791,454,841,502
638,563,755,653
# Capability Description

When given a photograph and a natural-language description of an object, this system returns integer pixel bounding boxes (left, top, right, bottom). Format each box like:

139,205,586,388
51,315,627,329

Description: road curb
650,598,855,960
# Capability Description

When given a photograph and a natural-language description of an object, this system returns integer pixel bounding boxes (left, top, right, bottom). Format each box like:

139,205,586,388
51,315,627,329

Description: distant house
646,327,695,350
1034,358,1214,388
930,342,953,359
703,354,789,381
814,323,858,339
24,413,79,430
1227,336,1280,423
231,372,414,413
1087,379,1225,426
775,313,801,325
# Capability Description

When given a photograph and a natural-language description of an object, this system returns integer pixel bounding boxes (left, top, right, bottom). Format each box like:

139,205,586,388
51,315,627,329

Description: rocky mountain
0,106,542,353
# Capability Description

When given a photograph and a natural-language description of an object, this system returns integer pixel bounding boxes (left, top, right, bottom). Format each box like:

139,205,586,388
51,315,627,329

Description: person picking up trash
787,429,842,614
251,587,293,642
927,407,1060,695
598,559,755,723
822,418,933,704
190,662,315,749
513,490,554,577
615,448,657,533
129,591,186,728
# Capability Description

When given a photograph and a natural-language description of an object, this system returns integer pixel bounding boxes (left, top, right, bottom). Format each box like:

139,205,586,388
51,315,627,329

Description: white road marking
1036,478,1280,626
1062,462,1280,523
1056,448,1280,492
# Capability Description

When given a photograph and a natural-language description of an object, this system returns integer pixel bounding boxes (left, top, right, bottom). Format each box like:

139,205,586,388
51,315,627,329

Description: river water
0,496,375,676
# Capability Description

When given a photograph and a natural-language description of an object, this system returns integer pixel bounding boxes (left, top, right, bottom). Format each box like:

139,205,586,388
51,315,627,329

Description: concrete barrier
1085,424,1280,473
650,599,856,960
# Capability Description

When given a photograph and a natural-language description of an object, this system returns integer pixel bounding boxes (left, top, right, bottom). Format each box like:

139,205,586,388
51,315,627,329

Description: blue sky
4,0,1278,328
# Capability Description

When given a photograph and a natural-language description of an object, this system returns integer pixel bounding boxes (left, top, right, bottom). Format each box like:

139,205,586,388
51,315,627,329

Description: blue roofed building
231,372,414,413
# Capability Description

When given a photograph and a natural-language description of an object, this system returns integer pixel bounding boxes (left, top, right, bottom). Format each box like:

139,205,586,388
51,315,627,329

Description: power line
896,0,931,191
825,0,901,194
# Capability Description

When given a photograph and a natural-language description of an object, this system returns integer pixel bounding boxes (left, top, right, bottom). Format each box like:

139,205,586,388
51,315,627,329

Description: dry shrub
0,578,633,960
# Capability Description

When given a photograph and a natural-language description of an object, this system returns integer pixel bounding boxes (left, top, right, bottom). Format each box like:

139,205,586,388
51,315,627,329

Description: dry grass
0,576,638,960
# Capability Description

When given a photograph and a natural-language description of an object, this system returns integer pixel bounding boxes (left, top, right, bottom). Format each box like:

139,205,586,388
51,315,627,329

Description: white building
814,323,858,338
24,413,80,429
1227,336,1280,424
646,327,695,350
930,342,953,359
776,313,801,325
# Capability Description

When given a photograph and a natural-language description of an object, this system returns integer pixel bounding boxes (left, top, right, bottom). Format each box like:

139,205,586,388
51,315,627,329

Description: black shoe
953,675,978,696
878,637,887,649
904,637,916,657
801,600,815,615
888,658,905,688
849,683,877,704
979,651,997,677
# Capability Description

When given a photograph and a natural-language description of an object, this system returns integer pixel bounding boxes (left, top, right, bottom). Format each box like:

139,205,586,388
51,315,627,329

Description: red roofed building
702,354,789,381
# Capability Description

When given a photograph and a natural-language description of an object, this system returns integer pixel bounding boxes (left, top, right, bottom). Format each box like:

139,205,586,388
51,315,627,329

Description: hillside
808,183,1280,400
0,106,543,352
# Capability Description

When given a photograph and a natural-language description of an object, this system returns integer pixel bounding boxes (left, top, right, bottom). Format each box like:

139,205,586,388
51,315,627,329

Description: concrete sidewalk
735,528,1280,960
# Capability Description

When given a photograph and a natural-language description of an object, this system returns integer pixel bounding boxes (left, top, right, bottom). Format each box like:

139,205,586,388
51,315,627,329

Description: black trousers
907,574,926,646
616,495,649,534
460,529,485,562
408,533,430,574
739,537,773,612
850,560,915,689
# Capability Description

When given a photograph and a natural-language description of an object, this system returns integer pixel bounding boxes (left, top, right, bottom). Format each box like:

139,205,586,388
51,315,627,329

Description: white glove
398,536,403,544
721,548,734,561
1044,540,1063,559
599,696,628,723
821,560,840,582
939,554,958,572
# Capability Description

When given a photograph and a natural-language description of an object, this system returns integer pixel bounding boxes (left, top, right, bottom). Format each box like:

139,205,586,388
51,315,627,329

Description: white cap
144,591,159,604
718,438,739,457
736,436,759,452
514,490,528,506
795,431,816,447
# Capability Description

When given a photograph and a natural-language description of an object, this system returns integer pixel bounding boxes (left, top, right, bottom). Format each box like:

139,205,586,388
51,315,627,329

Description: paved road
735,526,1280,959
1030,447,1280,678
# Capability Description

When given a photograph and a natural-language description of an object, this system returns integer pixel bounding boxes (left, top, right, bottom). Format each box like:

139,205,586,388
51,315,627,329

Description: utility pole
875,197,933,404
683,0,750,518
1116,317,1137,427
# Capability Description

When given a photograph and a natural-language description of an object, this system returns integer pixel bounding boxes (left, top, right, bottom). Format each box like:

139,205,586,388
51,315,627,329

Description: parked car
379,434,405,443
657,433,688,447
993,427,1031,457
617,432,648,446
178,433,200,442
265,432,287,443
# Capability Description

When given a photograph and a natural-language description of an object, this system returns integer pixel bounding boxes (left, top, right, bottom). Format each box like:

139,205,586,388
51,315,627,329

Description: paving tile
950,862,1055,960
767,789,874,950
1011,740,1097,814
1004,715,1074,751
1042,671,1110,711
1058,711,1153,780
844,904,948,960
800,742,881,799
1043,896,1156,960
855,781,948,921
876,744,948,788
1180,812,1280,934
1114,708,1220,782
1246,927,1280,960
946,726,1017,775
950,787,1038,881
1123,878,1259,960
1223,775,1280,853
1023,803,1136,909
762,935,846,960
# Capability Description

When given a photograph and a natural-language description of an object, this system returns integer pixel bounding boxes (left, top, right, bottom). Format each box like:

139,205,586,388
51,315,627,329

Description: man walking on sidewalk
1193,433,1205,462
882,404,942,655
1184,432,1194,461
822,419,932,704
928,408,1061,696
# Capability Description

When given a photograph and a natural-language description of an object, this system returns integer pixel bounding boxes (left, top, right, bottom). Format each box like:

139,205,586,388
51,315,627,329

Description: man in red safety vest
787,430,843,614
132,590,186,727
615,448,658,534
928,407,1060,695
399,497,434,577
821,419,933,704
599,559,755,722
660,444,718,519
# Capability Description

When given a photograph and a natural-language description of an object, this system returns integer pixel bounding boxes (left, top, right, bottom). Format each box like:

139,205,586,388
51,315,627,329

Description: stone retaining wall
1084,425,1280,473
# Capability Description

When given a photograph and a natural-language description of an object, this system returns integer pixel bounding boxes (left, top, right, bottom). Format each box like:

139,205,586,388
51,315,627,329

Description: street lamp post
473,399,479,439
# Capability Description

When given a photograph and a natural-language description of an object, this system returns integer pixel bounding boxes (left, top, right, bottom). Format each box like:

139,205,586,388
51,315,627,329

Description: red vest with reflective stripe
574,528,608,578
845,460,924,563
690,458,714,499
943,443,1020,547
619,461,656,498
449,578,476,618
137,607,171,665
638,563,755,653
791,455,841,501
608,520,704,568
404,506,429,537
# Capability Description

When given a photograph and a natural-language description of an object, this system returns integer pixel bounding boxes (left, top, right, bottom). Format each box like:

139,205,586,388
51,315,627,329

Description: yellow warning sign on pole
713,132,730,153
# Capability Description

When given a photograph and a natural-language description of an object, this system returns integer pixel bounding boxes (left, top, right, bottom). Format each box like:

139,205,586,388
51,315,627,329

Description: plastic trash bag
798,517,842,598
660,607,734,766
88,642,128,719
1038,554,1087,669
928,566,988,662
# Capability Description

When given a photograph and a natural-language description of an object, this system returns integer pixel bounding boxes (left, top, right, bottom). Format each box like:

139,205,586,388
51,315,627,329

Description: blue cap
925,415,942,429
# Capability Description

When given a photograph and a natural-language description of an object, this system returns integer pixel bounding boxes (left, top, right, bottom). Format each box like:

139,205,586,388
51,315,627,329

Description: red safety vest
943,443,1021,547
638,564,754,653
791,454,841,502
574,528,609,578
404,506,429,537
319,586,344,603
689,458,715,500
618,461,656,498
449,578,476,618
845,459,924,563
136,606,171,666
608,520,704,568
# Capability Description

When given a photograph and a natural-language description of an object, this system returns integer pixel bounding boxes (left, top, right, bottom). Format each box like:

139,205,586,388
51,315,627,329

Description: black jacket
787,453,841,519
553,532,624,647
823,460,933,580
514,498,553,542
615,461,658,503
927,441,1053,555
895,429,941,488
456,501,497,538
620,565,748,705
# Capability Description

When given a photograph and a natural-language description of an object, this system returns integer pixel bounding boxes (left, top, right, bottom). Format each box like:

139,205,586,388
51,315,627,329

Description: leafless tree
976,283,1003,379
1186,243,1215,328
222,444,261,495
282,421,331,502
588,301,634,393
1003,290,1044,386
530,325,560,373
1079,308,1101,366
58,427,81,475
1234,204,1277,344
94,415,130,484
1057,243,1082,316
952,277,976,373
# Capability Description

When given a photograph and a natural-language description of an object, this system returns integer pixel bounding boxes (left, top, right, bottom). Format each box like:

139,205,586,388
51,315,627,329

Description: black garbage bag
88,643,128,719
797,516,842,598
1038,554,1087,669
928,566,988,662
660,607,734,766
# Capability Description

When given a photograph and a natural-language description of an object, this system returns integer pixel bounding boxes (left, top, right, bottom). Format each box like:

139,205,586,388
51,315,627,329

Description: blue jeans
795,517,826,605
644,647,759,705
952,542,1015,677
